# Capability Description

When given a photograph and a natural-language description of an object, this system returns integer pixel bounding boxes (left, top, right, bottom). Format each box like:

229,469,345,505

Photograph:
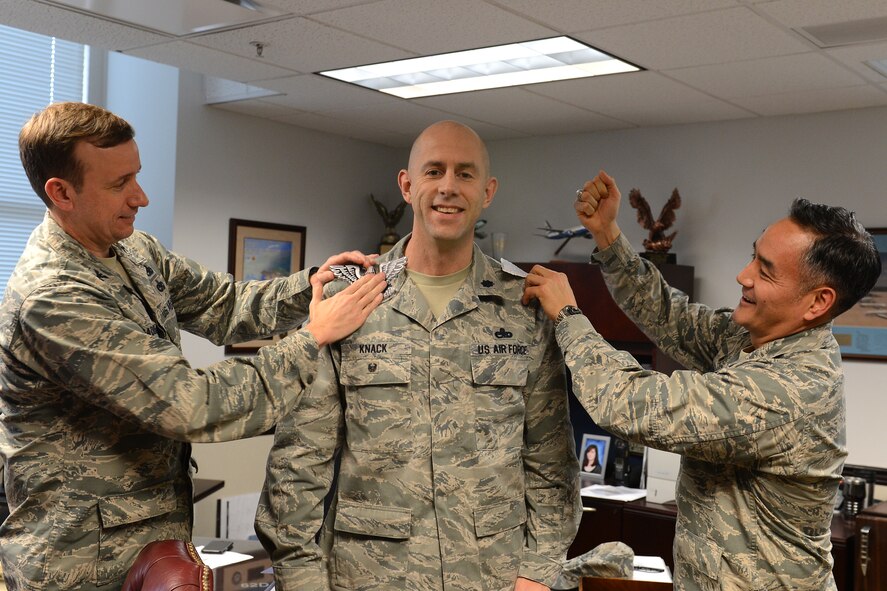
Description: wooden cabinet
572,497,856,591
854,501,887,591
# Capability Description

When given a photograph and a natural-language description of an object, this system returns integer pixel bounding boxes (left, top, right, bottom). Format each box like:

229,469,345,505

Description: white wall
482,106,887,472
148,67,886,534
169,71,404,536
104,53,179,247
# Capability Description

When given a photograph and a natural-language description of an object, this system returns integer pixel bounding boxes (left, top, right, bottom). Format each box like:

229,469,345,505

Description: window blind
0,23,87,291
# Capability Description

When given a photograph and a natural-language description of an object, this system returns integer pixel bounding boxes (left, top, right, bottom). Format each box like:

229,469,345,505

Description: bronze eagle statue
628,187,681,252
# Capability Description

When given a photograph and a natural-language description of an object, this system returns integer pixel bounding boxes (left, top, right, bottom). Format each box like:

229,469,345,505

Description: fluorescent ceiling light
866,58,887,79
319,36,640,98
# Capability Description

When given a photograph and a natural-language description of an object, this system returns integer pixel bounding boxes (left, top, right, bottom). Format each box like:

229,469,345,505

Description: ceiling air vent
796,16,887,48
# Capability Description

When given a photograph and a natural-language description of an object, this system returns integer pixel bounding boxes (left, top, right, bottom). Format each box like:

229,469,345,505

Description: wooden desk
193,537,271,591
573,496,855,591
581,579,671,591
193,478,225,503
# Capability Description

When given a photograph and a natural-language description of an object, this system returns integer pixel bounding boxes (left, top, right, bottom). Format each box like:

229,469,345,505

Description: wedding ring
576,188,583,200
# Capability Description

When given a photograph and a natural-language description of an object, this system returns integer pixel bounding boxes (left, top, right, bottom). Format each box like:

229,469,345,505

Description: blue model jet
538,222,591,255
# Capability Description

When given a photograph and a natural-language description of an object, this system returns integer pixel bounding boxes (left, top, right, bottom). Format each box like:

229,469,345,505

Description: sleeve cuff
590,233,636,270
273,565,330,591
518,550,565,588
555,313,598,354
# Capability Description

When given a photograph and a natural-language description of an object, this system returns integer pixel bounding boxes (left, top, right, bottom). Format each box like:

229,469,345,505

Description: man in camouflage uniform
0,102,386,591
256,121,581,591
523,170,881,590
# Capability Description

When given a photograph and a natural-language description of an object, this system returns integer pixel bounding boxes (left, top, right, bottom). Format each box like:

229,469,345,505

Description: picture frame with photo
579,433,610,482
225,218,306,354
832,227,887,360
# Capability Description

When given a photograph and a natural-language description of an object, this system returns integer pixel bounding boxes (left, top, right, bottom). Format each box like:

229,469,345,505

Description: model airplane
537,222,591,255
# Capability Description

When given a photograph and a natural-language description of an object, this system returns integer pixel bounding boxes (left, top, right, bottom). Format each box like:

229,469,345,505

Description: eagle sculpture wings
628,188,681,252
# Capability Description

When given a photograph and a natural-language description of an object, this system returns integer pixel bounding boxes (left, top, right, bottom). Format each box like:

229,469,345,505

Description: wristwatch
555,305,583,328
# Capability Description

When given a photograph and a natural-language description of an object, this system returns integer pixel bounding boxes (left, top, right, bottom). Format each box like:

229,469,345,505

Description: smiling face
733,217,821,347
398,122,497,268
47,139,148,257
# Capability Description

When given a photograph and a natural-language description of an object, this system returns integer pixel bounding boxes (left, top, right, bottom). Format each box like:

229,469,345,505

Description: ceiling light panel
319,36,640,98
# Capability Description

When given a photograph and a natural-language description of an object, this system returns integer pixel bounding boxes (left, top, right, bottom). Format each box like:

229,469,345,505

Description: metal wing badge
330,255,406,301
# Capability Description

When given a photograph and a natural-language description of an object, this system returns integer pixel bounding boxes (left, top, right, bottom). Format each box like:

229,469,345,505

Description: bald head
408,121,491,180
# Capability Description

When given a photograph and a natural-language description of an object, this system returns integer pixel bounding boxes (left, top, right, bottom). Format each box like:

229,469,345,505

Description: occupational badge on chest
330,256,406,301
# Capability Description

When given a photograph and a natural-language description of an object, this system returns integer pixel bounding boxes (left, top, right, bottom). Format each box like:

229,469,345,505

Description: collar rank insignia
330,256,407,301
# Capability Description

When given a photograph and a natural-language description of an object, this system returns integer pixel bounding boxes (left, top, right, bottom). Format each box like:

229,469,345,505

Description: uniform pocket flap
98,481,177,529
473,497,527,537
334,501,411,540
341,340,411,386
674,527,722,580
470,349,530,387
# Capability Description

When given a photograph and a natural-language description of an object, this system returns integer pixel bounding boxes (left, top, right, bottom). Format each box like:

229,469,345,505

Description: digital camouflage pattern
256,236,581,591
0,214,321,591
556,234,845,591
551,541,634,590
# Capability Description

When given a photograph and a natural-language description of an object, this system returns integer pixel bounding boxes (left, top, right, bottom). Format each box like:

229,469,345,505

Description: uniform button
368,362,377,373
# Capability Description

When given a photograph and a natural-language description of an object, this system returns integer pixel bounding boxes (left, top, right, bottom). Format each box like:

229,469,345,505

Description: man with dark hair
523,170,880,590
0,102,386,591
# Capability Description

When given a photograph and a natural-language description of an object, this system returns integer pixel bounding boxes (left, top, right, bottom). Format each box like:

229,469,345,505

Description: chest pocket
340,338,412,454
470,343,530,451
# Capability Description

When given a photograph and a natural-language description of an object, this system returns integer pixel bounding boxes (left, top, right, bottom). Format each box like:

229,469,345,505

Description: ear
397,169,412,204
804,286,837,322
481,176,498,209
44,177,76,211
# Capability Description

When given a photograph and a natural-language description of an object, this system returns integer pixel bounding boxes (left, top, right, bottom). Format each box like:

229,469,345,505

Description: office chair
122,540,212,591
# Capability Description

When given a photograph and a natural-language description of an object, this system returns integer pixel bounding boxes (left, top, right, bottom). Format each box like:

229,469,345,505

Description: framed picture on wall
579,433,610,483
832,228,887,360
225,218,306,355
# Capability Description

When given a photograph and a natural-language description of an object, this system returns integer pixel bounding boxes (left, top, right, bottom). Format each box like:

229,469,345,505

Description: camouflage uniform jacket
0,214,321,591
556,234,844,591
256,236,581,591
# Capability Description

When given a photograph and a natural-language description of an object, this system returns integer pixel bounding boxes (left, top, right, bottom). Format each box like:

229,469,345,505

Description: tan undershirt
98,254,135,290
406,264,470,318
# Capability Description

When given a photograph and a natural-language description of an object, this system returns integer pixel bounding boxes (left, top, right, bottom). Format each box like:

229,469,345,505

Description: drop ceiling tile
253,74,396,112
209,99,298,119
489,0,737,33
311,0,555,55
527,71,753,126
667,53,867,98
127,40,296,81
258,0,382,16
271,106,430,147
0,1,169,50
317,99,463,133
188,16,412,72
731,84,887,115
270,107,438,148
415,88,629,135
578,6,810,70
754,0,887,28
827,41,887,82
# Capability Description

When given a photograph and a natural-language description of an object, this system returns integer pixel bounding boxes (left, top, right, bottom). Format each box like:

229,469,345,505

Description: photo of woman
579,433,610,480
582,442,603,474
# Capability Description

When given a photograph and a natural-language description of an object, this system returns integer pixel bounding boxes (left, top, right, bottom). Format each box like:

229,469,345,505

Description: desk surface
580,577,672,590
193,478,225,502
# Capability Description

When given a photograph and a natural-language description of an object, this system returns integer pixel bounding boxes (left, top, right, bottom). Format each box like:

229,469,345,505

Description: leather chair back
122,540,212,591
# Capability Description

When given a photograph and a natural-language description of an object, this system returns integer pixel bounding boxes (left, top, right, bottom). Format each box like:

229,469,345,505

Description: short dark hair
789,198,881,317
19,102,135,207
